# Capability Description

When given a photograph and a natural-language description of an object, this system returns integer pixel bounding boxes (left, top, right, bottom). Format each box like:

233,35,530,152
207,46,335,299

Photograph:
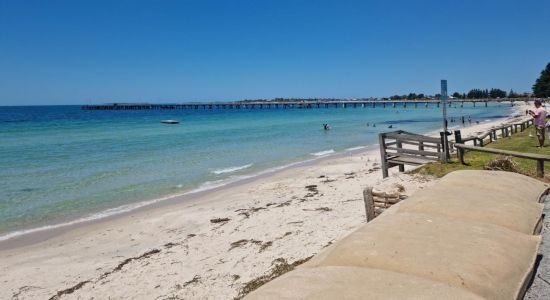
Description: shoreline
0,145,373,250
0,106,519,248
0,104,531,299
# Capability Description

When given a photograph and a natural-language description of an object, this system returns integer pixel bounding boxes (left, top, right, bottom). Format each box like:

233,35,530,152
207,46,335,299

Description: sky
0,0,549,105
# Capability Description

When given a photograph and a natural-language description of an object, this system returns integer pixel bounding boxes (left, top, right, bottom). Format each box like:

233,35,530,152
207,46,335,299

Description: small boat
161,120,179,124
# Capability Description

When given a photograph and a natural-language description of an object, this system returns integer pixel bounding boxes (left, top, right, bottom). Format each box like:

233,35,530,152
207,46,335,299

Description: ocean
0,103,514,239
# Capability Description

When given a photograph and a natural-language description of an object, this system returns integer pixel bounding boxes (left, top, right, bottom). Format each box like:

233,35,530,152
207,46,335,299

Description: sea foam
310,149,335,156
212,164,253,174
345,146,367,151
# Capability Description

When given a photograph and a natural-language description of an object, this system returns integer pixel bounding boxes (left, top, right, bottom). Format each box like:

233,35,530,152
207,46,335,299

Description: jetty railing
454,143,550,177
379,130,447,178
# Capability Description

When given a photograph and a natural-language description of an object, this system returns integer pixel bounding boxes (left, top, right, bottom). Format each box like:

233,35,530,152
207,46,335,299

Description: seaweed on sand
302,207,332,212
229,239,262,251
210,217,231,224
484,155,523,173
181,275,201,287
258,241,273,253
234,256,313,299
275,200,292,207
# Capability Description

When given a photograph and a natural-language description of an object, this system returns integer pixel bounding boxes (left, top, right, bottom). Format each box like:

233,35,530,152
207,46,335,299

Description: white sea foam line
0,156,323,242
0,193,177,242
345,146,367,151
212,163,253,175
311,149,335,156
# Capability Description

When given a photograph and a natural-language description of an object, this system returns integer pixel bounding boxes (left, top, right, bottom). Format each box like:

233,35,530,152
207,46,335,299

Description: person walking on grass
529,100,546,148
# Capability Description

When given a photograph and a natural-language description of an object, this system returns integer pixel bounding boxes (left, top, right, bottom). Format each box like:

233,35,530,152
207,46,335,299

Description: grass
411,128,550,180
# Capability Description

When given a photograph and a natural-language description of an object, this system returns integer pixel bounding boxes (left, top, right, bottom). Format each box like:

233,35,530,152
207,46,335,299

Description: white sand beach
0,103,534,300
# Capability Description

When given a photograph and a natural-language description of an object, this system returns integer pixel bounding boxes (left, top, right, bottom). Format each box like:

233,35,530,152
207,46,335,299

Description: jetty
81,98,530,110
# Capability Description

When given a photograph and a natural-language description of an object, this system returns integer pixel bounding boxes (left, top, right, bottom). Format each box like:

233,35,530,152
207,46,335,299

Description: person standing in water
529,100,546,147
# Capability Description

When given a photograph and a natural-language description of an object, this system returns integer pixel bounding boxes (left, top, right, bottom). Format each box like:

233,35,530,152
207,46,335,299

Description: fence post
363,187,375,221
418,141,424,155
439,132,450,162
537,160,544,178
396,139,405,172
454,130,465,164
379,133,389,178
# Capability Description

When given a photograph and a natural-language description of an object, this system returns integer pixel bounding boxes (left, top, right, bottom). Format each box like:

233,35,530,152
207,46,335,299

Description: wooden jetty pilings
81,99,531,110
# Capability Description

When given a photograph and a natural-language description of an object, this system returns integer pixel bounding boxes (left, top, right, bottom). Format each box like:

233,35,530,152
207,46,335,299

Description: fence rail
454,143,550,177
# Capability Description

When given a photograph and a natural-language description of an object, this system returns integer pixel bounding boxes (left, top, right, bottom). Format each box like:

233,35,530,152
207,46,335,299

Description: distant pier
81,99,530,110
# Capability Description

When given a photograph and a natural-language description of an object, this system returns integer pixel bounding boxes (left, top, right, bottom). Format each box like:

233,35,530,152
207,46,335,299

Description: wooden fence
454,143,550,177
458,118,533,147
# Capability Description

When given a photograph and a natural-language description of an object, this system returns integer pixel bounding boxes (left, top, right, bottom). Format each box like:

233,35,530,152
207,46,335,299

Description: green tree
467,89,484,99
533,62,550,98
508,89,518,98
452,92,462,98
489,88,506,98
407,93,416,100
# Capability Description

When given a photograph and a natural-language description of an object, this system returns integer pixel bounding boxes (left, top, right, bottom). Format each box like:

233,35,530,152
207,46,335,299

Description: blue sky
0,0,549,105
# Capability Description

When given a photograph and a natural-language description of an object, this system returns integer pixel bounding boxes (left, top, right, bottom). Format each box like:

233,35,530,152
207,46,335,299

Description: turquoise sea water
0,103,513,239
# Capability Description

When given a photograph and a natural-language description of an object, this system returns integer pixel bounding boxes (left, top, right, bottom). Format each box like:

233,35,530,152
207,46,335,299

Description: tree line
389,62,550,100
533,62,550,98
385,88,524,100
239,62,550,103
